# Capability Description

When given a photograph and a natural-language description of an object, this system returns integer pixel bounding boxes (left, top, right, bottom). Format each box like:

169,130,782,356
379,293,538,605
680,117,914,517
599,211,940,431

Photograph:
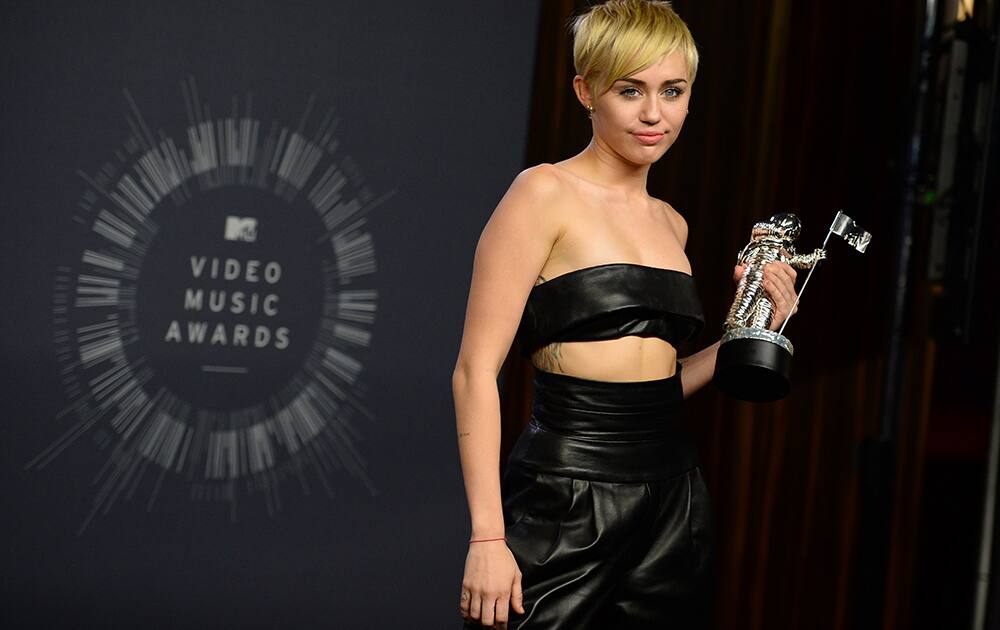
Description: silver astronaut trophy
713,211,872,402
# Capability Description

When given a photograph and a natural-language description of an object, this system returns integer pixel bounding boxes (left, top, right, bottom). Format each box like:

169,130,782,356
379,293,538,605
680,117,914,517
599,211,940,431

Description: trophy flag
776,210,871,338
830,211,872,253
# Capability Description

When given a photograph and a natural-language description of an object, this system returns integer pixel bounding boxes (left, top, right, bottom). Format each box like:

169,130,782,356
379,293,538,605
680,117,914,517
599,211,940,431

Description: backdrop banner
0,2,538,626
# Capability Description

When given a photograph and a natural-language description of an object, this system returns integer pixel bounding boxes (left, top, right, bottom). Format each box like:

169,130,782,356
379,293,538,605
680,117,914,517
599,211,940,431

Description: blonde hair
572,0,699,96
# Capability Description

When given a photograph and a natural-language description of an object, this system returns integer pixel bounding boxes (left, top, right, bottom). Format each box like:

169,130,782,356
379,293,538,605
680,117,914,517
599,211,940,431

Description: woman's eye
619,87,640,98
663,87,683,98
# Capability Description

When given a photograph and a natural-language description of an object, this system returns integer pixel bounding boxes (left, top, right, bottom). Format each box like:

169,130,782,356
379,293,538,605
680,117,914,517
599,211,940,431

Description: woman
453,1,798,627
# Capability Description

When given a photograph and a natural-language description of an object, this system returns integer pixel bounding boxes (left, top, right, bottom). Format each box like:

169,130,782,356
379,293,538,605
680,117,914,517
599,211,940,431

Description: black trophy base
713,334,792,403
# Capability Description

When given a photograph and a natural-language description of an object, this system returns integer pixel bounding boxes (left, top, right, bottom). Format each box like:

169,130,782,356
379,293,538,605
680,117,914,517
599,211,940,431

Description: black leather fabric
517,263,705,358
507,366,700,482
464,368,714,629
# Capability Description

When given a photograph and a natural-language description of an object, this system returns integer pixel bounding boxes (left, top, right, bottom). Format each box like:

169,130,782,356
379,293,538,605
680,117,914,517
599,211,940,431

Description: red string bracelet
469,536,507,543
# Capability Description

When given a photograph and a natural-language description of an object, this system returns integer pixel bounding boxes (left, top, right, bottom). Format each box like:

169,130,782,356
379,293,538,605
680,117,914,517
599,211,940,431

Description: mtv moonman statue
713,210,871,402
725,213,826,331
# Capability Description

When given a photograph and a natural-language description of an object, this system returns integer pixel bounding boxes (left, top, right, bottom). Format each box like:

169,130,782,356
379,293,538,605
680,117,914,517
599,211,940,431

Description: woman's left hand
732,262,799,332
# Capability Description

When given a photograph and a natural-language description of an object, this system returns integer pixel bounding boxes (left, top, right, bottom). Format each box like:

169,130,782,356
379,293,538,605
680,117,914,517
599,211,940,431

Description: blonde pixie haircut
572,0,699,96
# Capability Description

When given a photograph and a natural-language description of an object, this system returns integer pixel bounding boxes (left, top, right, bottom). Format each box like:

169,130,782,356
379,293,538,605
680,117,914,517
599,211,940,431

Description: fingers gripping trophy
713,211,872,402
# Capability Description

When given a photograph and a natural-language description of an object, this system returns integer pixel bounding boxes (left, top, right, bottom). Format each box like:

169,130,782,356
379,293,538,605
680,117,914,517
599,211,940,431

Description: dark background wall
0,2,538,627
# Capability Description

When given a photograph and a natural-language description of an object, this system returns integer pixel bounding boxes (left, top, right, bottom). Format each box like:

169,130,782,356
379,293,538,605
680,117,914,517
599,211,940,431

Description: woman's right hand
460,540,525,627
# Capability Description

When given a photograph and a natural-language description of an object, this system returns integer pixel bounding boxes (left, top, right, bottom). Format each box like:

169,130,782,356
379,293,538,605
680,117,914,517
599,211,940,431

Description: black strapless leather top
516,262,705,358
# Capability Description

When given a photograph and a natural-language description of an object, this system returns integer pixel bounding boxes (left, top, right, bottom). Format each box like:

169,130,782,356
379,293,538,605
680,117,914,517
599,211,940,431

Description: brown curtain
500,1,932,629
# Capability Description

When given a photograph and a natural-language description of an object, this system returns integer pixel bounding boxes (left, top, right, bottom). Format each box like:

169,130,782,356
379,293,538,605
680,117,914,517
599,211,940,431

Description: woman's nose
639,95,661,124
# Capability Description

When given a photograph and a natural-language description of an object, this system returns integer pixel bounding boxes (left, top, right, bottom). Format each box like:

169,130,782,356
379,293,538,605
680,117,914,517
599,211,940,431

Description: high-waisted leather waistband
506,367,700,482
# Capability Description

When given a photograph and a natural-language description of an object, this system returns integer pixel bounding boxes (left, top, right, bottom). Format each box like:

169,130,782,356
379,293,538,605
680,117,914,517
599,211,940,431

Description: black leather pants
466,367,714,629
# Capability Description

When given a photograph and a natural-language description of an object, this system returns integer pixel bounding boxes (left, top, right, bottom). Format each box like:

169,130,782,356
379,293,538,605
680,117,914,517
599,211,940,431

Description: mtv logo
224,216,258,242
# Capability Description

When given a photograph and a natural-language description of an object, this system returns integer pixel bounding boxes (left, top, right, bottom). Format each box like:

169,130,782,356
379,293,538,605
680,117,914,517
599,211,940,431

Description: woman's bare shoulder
653,198,689,247
496,163,573,230
509,163,568,198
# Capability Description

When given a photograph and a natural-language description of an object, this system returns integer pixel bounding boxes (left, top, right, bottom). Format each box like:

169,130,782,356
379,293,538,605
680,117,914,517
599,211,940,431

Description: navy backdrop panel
0,2,538,627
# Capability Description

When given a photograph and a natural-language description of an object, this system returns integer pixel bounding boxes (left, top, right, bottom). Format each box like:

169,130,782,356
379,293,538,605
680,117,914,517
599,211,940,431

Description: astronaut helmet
768,213,802,242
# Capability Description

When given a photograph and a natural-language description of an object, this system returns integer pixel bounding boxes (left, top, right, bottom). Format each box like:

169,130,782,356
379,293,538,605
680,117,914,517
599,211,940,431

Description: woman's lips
632,132,664,145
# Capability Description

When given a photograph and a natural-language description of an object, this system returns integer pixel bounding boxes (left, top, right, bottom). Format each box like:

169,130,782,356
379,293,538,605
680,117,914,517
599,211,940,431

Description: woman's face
589,51,691,166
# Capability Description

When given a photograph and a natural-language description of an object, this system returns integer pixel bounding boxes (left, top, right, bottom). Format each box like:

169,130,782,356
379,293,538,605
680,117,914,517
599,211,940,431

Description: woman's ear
572,75,594,111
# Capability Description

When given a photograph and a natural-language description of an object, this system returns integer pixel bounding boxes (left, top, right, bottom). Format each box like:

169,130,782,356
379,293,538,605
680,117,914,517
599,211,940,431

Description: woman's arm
453,165,563,627
679,262,799,399
678,340,721,399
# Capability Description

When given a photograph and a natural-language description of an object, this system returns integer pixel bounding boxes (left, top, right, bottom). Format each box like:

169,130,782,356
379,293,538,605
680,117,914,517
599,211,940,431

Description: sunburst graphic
34,77,390,534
